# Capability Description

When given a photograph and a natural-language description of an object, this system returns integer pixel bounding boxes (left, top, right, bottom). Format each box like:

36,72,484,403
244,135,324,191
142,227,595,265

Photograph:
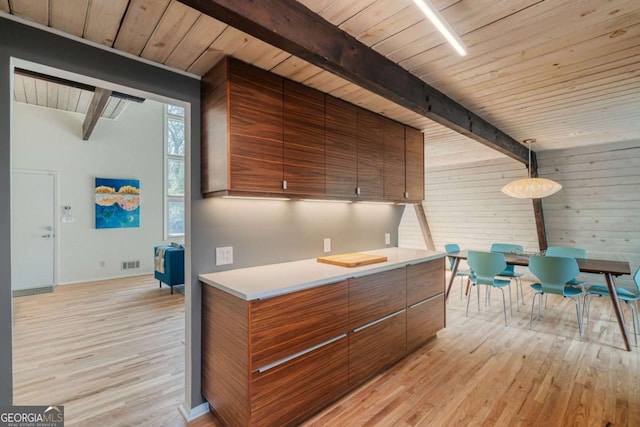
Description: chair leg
466,284,473,318
477,284,481,311
518,277,525,306
539,293,543,320
159,281,162,288
627,301,638,347
583,294,590,324
574,296,583,341
498,287,507,326
171,285,174,295
508,284,513,316
530,292,538,330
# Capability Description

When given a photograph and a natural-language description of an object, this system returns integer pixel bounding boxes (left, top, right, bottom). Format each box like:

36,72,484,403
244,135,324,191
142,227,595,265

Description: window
165,104,185,237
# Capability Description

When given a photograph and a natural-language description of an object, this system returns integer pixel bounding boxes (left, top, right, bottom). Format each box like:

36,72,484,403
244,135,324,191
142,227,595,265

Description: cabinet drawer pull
352,309,406,333
282,180,287,190
409,292,444,309
256,333,347,373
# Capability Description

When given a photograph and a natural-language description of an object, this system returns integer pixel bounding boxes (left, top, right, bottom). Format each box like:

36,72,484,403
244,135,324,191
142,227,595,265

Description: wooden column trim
82,87,112,141
414,203,435,251
530,152,548,251
177,0,528,165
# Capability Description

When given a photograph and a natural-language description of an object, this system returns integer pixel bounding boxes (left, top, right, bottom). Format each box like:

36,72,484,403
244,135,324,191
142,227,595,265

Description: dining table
446,250,634,351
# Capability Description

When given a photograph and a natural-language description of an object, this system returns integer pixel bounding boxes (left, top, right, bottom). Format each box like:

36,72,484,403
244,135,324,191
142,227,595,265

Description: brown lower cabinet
348,309,407,386
201,258,445,427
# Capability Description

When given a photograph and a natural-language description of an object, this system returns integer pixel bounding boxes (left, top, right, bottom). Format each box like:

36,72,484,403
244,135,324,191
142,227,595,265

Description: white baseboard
178,401,210,422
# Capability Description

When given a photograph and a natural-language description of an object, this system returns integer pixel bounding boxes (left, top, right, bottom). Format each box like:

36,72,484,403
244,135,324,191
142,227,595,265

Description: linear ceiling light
501,139,562,199
412,0,467,56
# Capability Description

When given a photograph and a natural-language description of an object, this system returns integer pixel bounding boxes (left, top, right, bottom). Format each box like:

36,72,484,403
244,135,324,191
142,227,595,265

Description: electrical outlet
385,233,391,245
216,246,233,266
323,238,331,253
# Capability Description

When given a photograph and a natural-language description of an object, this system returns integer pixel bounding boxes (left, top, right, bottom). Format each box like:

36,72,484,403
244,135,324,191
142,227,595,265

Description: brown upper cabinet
325,95,358,198
356,108,385,200
202,58,285,195
383,117,406,201
201,57,424,202
405,127,425,202
284,80,326,196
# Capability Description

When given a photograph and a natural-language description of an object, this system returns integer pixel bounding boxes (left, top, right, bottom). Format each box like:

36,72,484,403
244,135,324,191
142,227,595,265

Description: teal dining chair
528,255,584,340
545,246,587,288
445,243,471,299
466,251,512,326
490,243,525,311
584,266,640,347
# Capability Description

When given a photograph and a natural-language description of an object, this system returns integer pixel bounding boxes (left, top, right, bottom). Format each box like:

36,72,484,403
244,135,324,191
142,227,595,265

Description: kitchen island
199,248,445,427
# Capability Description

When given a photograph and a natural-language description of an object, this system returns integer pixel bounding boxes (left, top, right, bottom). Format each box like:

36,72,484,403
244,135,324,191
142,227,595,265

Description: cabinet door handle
404,191,409,199
282,180,287,190
353,309,406,333
256,333,347,373
356,187,361,195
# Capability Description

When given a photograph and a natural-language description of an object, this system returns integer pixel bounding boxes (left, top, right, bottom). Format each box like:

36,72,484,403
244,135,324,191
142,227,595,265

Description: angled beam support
414,203,435,251
178,0,528,164
82,87,112,141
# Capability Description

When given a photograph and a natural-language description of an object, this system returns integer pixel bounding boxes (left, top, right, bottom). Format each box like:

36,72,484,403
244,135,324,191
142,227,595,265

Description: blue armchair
154,245,184,294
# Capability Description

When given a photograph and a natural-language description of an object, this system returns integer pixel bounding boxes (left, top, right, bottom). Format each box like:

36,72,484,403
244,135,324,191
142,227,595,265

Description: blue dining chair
445,243,471,299
528,255,584,340
466,251,512,326
545,246,587,288
490,243,525,310
584,266,640,347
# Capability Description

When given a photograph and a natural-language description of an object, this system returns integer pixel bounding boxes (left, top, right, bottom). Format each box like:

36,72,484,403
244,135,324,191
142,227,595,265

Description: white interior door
11,171,55,290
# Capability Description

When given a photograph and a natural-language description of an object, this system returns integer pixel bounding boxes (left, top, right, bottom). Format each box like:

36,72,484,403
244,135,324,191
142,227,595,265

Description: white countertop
199,247,444,300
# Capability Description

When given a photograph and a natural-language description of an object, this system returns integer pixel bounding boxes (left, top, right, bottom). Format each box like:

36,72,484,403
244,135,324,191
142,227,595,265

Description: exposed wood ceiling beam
14,68,145,103
177,0,528,164
82,88,112,141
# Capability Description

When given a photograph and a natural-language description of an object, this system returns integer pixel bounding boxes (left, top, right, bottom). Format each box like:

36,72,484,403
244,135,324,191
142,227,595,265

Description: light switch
385,233,391,245
216,246,233,266
324,238,331,253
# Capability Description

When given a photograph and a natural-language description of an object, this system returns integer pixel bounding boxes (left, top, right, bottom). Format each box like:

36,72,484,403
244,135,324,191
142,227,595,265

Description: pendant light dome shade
501,177,562,199
501,139,562,199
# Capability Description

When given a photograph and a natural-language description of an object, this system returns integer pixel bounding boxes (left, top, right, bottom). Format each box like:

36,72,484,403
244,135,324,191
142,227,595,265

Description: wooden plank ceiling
13,73,129,120
3,0,639,166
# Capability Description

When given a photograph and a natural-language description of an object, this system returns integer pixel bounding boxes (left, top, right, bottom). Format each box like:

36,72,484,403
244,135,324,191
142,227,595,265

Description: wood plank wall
538,140,640,290
399,156,539,278
399,140,640,289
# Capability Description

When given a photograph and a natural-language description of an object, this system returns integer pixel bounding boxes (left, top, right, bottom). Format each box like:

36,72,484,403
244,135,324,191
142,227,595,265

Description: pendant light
501,139,562,199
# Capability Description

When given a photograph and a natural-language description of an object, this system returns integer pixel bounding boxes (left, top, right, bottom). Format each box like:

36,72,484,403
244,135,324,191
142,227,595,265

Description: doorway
11,170,56,294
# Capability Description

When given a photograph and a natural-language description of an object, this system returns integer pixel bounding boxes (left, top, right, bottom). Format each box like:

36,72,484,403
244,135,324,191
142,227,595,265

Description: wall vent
121,260,140,270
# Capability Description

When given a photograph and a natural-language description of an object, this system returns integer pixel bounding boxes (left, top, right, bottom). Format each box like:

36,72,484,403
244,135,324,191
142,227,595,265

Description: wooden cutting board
316,252,388,268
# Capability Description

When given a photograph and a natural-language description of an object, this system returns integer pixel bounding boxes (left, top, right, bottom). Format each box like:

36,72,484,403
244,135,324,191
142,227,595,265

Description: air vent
121,260,140,270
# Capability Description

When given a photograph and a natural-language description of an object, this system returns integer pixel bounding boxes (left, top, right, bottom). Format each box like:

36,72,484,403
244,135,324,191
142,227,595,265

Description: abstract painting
95,178,140,229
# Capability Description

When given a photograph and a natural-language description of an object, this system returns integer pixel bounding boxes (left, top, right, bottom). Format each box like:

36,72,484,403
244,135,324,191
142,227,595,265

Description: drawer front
407,259,445,306
251,337,348,427
349,267,406,330
251,280,348,370
348,310,407,387
407,295,445,353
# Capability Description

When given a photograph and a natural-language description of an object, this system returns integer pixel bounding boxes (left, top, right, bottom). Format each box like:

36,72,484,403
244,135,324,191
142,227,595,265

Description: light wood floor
12,275,189,427
13,274,640,426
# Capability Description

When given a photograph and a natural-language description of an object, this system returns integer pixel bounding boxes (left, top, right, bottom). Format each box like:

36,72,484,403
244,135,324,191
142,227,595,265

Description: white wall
12,100,178,284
